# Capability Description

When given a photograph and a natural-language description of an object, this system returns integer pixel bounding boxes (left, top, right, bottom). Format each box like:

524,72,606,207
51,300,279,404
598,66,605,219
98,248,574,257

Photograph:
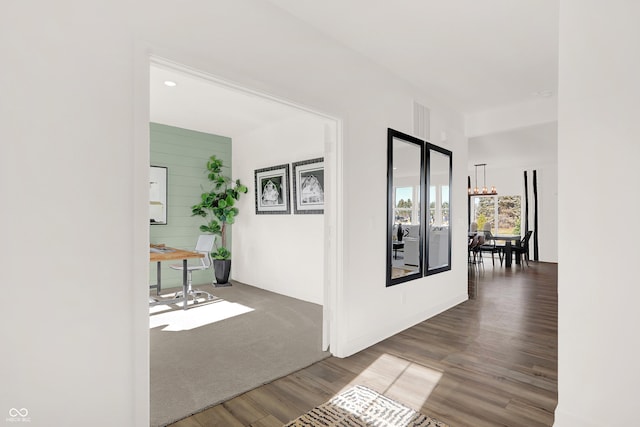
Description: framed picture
292,157,324,214
149,165,168,224
254,164,291,214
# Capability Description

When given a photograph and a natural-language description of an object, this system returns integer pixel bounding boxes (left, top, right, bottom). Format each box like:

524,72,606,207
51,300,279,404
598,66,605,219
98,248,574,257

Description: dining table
491,234,522,267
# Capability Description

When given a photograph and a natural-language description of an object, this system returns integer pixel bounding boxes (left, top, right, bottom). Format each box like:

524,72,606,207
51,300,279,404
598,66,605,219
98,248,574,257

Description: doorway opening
146,56,342,425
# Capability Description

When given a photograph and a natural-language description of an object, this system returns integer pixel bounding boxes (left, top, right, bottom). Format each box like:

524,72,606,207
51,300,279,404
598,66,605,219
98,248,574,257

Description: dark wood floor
170,262,558,427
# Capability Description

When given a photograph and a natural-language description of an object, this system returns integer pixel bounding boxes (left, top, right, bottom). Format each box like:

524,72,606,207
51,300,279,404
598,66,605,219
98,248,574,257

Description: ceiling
150,1,559,165
468,121,557,169
150,65,308,139
266,0,559,114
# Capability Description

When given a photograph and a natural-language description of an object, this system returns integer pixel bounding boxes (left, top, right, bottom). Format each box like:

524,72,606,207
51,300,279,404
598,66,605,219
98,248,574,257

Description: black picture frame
150,165,168,225
254,164,291,214
292,157,324,214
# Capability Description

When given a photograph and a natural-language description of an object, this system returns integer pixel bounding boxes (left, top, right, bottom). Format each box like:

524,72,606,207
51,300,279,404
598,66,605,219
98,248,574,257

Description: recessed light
164,80,177,87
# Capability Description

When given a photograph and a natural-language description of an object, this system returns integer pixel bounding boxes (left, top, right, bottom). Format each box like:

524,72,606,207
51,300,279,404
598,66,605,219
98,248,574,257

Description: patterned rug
284,385,448,427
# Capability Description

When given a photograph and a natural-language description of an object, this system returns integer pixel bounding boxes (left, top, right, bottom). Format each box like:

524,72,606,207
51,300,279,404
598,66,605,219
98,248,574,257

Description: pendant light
468,163,497,196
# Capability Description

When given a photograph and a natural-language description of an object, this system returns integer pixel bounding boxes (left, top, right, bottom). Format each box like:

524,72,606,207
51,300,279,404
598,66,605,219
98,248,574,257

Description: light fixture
469,163,497,196
163,80,177,87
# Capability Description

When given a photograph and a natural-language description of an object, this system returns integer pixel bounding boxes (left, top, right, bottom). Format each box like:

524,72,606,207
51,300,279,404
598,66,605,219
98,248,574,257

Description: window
472,197,495,231
429,185,450,226
497,195,521,234
472,195,521,234
394,186,420,225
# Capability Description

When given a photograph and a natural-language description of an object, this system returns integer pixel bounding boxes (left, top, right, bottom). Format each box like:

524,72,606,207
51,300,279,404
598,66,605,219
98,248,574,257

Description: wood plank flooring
170,262,557,427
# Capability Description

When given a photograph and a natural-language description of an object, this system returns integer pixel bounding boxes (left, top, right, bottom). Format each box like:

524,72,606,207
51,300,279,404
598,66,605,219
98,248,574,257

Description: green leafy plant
212,247,231,260
191,155,248,258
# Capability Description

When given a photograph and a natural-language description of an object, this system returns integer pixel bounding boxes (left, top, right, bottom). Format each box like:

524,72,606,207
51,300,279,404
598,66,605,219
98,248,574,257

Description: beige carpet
284,385,449,427
150,281,329,427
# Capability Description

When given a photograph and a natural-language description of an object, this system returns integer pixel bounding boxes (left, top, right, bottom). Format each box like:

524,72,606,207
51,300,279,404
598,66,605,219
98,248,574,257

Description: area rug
284,385,448,427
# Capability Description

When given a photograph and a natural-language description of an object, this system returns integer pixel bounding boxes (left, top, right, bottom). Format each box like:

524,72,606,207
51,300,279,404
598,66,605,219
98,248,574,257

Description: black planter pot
213,259,232,287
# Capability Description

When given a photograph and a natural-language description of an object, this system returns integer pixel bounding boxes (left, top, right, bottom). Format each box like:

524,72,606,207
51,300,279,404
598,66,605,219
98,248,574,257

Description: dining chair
468,233,478,263
509,230,534,267
469,233,485,265
478,223,504,266
170,234,216,302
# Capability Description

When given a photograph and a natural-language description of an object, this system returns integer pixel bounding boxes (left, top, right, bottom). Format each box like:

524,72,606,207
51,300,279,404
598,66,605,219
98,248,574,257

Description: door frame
146,55,343,353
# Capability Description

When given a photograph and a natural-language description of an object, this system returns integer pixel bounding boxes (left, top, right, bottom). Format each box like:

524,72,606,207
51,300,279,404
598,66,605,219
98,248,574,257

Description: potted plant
191,155,247,286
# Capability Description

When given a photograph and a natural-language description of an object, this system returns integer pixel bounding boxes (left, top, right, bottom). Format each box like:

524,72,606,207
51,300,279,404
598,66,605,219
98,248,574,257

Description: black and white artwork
292,157,324,214
149,165,168,224
254,164,290,214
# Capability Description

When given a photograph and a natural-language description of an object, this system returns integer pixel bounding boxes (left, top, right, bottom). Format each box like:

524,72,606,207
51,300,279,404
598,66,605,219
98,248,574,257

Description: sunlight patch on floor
339,353,443,410
149,299,254,331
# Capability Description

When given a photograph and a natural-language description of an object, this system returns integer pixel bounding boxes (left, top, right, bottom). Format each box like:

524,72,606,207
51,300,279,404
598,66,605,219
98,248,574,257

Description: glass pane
427,149,450,271
498,195,521,235
390,136,422,282
441,185,449,226
473,196,495,231
429,186,436,225
395,186,418,224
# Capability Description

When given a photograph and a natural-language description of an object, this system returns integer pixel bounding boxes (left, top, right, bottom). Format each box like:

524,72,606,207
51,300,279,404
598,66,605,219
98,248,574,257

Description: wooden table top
149,245,204,262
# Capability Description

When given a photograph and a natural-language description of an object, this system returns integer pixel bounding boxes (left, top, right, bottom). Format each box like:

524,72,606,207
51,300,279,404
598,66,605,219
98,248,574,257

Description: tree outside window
396,197,413,224
429,185,449,226
497,196,521,234
394,186,419,225
429,200,450,225
472,195,521,234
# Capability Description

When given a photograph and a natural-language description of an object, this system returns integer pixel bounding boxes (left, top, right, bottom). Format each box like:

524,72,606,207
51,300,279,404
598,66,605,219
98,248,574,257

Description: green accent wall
150,122,232,289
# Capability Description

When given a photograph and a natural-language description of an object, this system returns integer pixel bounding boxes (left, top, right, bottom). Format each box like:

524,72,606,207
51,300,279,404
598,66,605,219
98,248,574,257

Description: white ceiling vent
413,101,430,141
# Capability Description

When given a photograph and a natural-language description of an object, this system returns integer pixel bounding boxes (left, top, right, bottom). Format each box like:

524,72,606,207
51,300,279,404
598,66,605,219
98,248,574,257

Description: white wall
556,1,640,426
232,113,327,304
1,2,144,425
1,1,468,425
465,97,557,137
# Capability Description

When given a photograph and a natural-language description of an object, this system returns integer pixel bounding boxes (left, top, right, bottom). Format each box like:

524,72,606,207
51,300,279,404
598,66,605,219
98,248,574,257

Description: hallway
171,262,558,426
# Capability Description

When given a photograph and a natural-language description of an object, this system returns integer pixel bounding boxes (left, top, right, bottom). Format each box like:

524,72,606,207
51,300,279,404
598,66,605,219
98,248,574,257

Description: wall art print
292,157,324,214
254,163,291,214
